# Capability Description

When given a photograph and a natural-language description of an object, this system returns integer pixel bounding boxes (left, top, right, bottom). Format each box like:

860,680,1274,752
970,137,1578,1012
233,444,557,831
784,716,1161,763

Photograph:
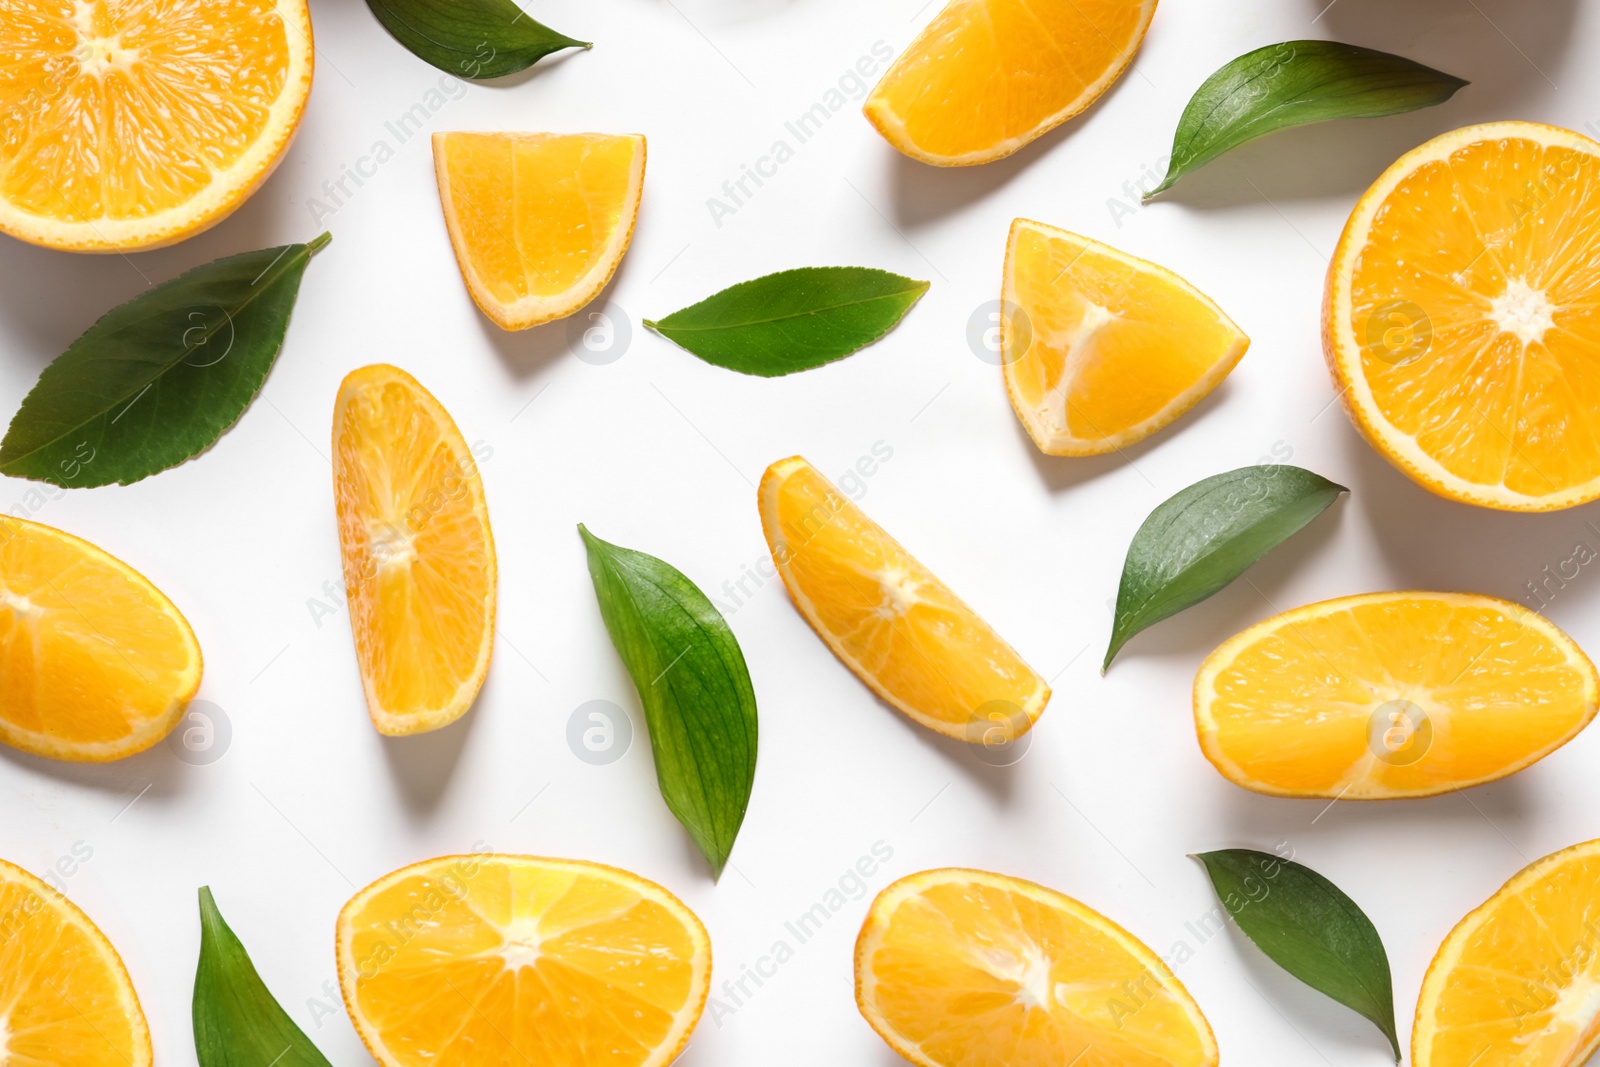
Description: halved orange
1195,592,1599,799
1003,219,1248,455
0,857,152,1066
759,456,1049,743
0,515,201,761
1414,837,1600,1066
332,364,495,736
856,868,1218,1067
863,0,1159,165
0,0,313,252
1326,121,1600,511
433,132,646,331
336,854,711,1067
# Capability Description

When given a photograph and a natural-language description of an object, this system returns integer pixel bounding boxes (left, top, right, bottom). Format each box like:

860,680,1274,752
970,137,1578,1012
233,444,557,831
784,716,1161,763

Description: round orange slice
759,456,1049,744
336,854,711,1067
0,0,313,252
1003,218,1249,455
0,857,152,1066
863,0,1159,165
0,515,201,762
1414,838,1600,1066
856,868,1218,1067
432,132,646,330
1326,121,1600,511
1195,592,1599,799
332,364,495,736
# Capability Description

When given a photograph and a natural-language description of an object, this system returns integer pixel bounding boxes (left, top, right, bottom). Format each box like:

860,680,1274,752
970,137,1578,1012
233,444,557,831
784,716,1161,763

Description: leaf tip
1142,176,1178,203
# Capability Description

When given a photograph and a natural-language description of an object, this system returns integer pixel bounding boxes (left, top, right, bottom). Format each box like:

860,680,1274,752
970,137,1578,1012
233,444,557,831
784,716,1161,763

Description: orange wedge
1326,121,1600,511
856,868,1218,1067
1003,219,1249,455
863,0,1159,165
0,515,201,761
1195,592,1599,799
759,456,1048,743
0,857,152,1066
332,364,495,736
337,854,711,1067
1414,838,1600,1066
433,132,645,331
0,0,313,252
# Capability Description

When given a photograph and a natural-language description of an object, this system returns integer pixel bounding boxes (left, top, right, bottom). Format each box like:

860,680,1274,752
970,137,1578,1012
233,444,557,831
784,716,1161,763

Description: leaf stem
306,232,333,255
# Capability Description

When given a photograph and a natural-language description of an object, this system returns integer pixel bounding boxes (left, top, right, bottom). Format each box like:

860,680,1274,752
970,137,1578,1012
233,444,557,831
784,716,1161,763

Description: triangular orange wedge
759,456,1049,742
863,0,1159,165
332,364,495,736
0,515,201,762
1003,218,1249,455
337,854,711,1067
433,132,645,330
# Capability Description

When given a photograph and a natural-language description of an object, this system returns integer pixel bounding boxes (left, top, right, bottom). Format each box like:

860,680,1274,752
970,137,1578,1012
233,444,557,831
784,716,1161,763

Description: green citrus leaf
644,267,929,377
0,234,330,489
364,0,589,79
1148,41,1467,199
580,525,758,878
1105,465,1345,669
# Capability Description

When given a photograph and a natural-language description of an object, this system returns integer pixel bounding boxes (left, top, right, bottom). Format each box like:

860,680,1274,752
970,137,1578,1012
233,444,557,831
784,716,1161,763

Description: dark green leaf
1194,850,1399,1060
0,233,330,488
365,0,589,79
579,525,758,878
1147,41,1467,199
1105,465,1344,669
643,267,929,377
194,887,334,1067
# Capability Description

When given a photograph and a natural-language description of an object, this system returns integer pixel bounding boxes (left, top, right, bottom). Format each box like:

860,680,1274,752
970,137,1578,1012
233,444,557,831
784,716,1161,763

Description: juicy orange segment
433,132,645,330
0,515,201,762
759,456,1048,743
863,0,1159,165
1195,592,1599,799
1003,219,1249,455
856,868,1218,1067
337,854,710,1067
0,857,152,1067
332,364,495,736
0,0,313,251
1326,122,1600,511
1414,838,1600,1066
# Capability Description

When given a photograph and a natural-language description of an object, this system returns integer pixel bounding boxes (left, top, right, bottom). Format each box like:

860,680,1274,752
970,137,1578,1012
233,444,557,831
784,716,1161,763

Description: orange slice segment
0,515,201,762
863,0,1159,165
332,364,495,736
1414,838,1600,1066
1003,219,1249,455
337,854,711,1067
856,868,1218,1067
432,132,646,331
0,0,313,252
759,456,1048,742
1326,121,1600,511
0,857,152,1067
1195,592,1598,799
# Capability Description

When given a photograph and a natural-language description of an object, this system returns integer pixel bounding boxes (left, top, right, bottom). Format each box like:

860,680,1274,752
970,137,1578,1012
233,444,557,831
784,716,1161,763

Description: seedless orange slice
0,0,313,252
1003,219,1249,455
337,854,711,1067
759,456,1048,743
1195,592,1598,799
1414,838,1600,1066
863,0,1159,165
333,365,495,736
0,857,152,1066
0,516,201,761
856,868,1218,1067
433,132,646,330
1326,121,1600,511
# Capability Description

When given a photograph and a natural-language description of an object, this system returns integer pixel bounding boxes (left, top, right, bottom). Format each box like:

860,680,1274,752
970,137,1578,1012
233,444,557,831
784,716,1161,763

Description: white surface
1,0,1596,1063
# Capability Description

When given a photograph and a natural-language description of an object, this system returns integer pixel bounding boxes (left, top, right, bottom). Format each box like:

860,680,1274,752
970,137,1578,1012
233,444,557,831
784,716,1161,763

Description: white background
1,0,1597,1063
